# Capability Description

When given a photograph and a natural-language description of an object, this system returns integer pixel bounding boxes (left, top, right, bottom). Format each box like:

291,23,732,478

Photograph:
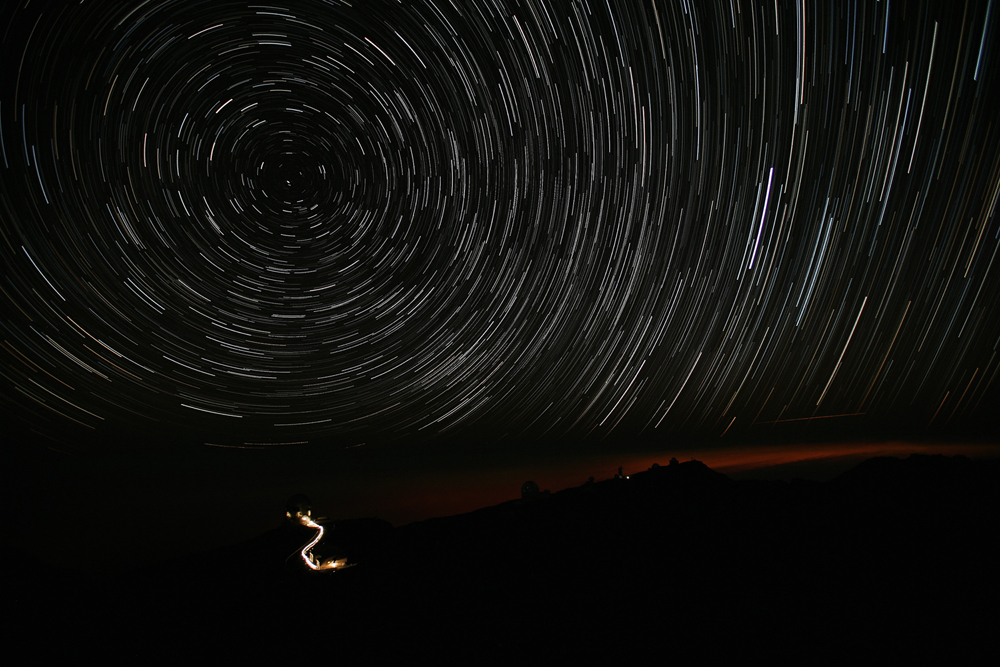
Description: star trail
1,0,998,449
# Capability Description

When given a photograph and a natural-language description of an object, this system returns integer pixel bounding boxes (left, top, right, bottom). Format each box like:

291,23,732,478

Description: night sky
2,0,999,469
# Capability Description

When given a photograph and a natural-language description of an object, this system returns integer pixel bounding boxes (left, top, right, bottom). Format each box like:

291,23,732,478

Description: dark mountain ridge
6,454,998,661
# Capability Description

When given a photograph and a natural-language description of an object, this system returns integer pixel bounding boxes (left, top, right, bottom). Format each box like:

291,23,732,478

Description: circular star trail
1,0,998,447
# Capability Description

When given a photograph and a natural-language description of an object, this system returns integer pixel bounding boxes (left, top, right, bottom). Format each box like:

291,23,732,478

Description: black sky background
2,0,999,566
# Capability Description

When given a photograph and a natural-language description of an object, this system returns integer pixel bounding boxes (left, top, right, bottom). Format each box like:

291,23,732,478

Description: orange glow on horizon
634,441,1000,475
356,441,1000,527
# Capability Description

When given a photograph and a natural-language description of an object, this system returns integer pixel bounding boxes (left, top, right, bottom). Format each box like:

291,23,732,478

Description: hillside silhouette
7,454,998,661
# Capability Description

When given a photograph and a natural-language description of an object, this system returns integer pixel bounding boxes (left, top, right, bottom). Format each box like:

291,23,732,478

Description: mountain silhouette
8,455,998,662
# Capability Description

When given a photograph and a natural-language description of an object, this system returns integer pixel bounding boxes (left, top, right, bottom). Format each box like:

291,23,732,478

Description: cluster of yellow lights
295,512,348,571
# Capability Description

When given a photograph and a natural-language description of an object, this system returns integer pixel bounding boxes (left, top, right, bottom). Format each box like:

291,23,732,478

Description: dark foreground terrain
7,454,1000,662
